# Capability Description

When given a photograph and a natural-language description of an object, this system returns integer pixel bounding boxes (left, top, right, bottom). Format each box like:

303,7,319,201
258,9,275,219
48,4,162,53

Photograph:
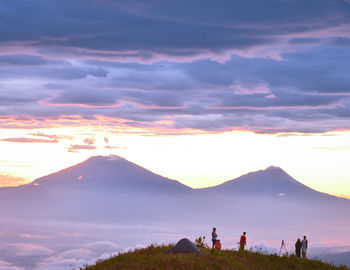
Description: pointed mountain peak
241,166,288,178
200,165,319,197
265,165,283,171
32,155,192,193
86,154,127,162
261,166,288,176
249,166,297,182
82,155,138,168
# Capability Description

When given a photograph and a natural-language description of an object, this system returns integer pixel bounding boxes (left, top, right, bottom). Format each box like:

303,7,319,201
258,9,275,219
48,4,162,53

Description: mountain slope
0,155,194,221
32,155,193,194
199,166,334,200
0,155,349,224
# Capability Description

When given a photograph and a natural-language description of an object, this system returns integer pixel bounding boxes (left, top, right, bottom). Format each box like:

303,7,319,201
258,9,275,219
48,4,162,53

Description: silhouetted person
295,238,302,258
301,235,308,258
211,227,217,249
239,232,246,251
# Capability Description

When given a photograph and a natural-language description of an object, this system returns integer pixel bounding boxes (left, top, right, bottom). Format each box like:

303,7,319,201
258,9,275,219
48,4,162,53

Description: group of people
211,228,247,251
211,227,309,258
295,236,308,258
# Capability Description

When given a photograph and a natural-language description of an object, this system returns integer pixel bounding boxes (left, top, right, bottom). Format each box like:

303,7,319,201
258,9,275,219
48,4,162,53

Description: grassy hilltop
82,244,348,270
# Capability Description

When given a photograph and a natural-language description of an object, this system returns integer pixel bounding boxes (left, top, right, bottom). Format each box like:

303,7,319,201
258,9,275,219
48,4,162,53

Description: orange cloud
68,144,97,153
1,137,59,143
104,145,120,149
28,132,74,140
0,174,28,187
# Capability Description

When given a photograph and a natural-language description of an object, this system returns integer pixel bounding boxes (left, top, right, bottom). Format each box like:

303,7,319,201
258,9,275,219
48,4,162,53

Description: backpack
214,240,222,250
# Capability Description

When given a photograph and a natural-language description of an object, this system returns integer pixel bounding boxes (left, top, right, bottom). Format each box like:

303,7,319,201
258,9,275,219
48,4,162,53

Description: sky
1,0,350,197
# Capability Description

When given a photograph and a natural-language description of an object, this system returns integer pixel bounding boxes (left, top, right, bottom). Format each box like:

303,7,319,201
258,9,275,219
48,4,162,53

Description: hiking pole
279,240,286,256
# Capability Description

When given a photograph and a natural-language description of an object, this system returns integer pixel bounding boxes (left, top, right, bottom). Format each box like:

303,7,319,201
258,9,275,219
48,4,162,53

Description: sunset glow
1,126,350,197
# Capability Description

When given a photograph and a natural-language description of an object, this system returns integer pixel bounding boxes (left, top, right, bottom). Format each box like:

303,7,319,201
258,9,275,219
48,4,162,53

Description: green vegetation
195,236,209,250
82,244,348,270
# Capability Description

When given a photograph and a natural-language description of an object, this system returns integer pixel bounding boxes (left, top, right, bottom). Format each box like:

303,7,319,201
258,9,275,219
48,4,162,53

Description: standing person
239,232,247,251
301,235,308,258
295,238,302,258
211,227,217,249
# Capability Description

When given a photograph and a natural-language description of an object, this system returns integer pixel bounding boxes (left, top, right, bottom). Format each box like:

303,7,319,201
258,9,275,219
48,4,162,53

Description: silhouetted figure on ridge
301,235,308,258
211,227,217,249
239,232,247,251
295,238,302,258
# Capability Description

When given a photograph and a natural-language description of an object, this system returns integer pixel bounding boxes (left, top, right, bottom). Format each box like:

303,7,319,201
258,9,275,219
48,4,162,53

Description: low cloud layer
36,241,119,270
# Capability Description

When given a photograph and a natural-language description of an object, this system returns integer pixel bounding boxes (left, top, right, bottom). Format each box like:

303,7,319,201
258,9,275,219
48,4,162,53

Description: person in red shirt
239,232,246,251
214,239,222,250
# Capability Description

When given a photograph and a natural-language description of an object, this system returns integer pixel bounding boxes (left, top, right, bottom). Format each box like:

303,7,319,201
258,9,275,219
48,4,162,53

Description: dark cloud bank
1,0,350,133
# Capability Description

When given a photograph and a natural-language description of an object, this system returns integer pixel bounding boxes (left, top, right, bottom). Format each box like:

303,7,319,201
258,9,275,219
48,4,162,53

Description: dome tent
165,238,202,254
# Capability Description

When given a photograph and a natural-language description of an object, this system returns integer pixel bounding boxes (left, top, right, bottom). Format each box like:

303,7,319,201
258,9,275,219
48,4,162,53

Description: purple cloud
7,243,54,256
83,137,96,145
1,0,350,60
68,145,97,153
19,234,55,240
1,0,350,133
0,261,24,270
0,54,49,66
27,132,73,140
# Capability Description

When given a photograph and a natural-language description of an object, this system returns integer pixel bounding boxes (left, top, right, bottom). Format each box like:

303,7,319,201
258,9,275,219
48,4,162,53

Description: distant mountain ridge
198,165,331,199
0,154,349,223
15,155,345,201
32,155,193,194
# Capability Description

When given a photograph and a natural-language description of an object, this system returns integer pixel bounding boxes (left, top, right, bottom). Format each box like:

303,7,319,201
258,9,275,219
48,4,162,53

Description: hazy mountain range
1,155,349,226
0,155,349,269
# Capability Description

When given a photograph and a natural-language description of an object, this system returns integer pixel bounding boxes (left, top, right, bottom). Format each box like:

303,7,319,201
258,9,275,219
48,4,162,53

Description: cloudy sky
1,0,350,196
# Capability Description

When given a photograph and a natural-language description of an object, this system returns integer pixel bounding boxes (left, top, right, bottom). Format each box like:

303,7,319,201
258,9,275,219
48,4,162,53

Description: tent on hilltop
165,238,202,255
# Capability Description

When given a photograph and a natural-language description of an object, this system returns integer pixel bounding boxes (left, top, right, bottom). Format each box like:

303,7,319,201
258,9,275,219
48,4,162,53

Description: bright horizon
1,128,350,198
